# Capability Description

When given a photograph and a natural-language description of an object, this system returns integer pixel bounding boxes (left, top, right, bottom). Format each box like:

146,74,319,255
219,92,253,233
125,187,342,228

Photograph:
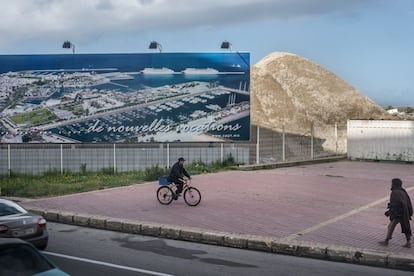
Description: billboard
0,52,250,143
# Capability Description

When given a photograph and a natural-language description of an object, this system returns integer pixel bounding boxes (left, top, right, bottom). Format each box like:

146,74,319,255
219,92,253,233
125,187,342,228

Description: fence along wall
347,120,414,162
251,123,347,164
0,123,345,175
0,143,250,175
250,124,346,163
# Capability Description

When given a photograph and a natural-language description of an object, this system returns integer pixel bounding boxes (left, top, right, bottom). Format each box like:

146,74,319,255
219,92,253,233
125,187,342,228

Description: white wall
347,120,414,161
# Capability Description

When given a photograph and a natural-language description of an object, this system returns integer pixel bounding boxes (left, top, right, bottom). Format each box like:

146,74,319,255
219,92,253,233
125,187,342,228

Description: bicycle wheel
184,187,201,206
157,186,174,205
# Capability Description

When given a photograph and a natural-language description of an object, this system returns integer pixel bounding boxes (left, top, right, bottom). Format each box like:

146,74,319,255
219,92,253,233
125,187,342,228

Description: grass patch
0,156,237,198
0,171,146,198
9,108,57,126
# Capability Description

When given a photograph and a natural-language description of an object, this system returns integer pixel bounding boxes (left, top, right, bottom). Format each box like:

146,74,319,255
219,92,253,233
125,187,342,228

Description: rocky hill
250,52,395,153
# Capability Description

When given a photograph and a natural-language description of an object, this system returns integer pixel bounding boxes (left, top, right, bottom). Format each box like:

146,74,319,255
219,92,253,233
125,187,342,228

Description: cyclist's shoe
173,194,179,200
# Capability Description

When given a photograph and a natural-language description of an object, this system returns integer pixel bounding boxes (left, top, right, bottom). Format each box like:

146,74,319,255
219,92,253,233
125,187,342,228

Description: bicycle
156,177,201,206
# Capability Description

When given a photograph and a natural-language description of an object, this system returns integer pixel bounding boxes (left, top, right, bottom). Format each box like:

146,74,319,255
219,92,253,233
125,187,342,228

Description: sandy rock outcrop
250,52,394,153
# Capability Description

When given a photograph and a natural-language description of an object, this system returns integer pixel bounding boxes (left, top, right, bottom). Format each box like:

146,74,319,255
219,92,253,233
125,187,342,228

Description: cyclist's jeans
175,180,184,194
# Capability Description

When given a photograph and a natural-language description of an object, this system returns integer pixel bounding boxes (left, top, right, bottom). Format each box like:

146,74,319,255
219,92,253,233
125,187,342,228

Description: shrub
144,165,168,181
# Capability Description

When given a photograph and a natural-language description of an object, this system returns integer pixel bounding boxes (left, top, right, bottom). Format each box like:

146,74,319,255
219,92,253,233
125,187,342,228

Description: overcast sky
0,0,413,106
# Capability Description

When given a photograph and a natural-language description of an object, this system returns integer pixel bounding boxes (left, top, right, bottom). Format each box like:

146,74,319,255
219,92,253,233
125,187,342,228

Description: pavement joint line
284,186,414,241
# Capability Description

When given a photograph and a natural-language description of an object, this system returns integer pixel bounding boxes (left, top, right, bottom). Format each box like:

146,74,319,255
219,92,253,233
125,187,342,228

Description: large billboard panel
0,53,250,143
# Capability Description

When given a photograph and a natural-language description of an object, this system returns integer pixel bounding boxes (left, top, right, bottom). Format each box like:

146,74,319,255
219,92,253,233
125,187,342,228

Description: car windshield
0,201,27,216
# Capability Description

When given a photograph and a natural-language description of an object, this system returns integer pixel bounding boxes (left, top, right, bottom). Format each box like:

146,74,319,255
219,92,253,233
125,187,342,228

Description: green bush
144,165,168,181
100,167,115,175
80,163,87,174
222,155,236,167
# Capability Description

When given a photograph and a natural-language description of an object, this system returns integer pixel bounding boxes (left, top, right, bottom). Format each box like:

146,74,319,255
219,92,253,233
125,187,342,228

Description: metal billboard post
60,144,63,175
256,126,260,164
113,144,116,174
8,144,11,177
335,123,338,155
167,143,170,168
282,126,286,162
221,143,224,163
311,123,314,160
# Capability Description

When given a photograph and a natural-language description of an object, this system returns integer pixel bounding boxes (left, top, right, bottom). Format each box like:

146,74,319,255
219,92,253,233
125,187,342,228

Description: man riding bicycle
168,157,191,198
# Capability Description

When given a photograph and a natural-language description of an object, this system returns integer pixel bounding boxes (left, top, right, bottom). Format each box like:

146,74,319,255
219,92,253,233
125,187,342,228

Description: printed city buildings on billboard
0,52,250,143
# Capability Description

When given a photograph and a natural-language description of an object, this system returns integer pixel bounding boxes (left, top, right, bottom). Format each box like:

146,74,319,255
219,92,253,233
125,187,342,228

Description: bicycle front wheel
184,187,201,206
157,186,174,205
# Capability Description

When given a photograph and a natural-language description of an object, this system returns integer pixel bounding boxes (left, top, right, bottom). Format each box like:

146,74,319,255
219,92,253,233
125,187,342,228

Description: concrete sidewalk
20,160,414,271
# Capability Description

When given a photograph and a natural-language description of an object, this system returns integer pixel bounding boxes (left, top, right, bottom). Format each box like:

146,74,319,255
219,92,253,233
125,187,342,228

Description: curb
28,207,414,272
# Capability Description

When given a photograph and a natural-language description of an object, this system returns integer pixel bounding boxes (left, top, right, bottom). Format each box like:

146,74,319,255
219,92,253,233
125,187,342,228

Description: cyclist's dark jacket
168,162,190,183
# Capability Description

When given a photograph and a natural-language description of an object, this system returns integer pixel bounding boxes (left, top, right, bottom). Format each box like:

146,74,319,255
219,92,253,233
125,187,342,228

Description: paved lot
22,160,414,256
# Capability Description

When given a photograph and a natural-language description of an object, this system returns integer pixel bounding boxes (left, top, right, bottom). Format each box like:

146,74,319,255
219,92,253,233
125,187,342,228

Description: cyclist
168,157,191,198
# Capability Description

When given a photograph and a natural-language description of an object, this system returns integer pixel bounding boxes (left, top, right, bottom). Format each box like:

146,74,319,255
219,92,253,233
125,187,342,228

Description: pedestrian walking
380,178,413,248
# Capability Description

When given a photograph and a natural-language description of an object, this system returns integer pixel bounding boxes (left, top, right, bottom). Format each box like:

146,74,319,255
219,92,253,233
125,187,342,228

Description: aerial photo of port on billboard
0,52,250,143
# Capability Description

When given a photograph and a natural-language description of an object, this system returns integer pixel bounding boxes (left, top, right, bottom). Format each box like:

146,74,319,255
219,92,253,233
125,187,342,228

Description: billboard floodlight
149,41,162,52
62,41,75,54
220,41,232,51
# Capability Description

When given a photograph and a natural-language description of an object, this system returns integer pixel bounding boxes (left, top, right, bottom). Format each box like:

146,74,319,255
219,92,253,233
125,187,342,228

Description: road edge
28,207,414,272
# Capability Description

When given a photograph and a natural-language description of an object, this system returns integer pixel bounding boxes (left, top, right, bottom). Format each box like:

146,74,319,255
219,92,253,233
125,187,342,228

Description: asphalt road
41,222,412,276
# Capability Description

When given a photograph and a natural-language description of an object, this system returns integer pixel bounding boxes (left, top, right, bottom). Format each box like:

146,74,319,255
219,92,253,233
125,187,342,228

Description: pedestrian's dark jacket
168,162,190,182
388,186,413,236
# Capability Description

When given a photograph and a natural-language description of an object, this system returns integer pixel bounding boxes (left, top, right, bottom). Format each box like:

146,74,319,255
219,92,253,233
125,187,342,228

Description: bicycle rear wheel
157,186,174,205
184,187,201,206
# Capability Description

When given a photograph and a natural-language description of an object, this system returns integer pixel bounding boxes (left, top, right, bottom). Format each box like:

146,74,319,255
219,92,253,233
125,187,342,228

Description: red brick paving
22,160,414,254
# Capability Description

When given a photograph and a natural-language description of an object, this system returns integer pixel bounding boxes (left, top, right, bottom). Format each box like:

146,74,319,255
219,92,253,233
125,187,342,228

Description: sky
0,0,413,106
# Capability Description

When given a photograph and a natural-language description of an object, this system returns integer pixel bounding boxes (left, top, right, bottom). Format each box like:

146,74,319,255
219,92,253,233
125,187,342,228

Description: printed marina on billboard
0,52,250,143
